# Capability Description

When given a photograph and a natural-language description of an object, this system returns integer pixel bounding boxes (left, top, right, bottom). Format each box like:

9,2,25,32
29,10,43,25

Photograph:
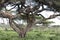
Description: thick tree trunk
19,28,26,38
9,19,26,38
10,21,20,34
13,21,26,37
9,13,35,38
24,13,35,35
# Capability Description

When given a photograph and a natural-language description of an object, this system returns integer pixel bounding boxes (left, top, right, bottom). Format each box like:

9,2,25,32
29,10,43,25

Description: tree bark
9,20,20,34
12,20,26,37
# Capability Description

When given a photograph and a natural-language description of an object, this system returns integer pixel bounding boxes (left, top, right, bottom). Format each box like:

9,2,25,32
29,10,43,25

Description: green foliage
42,20,54,25
35,16,42,19
0,27,60,40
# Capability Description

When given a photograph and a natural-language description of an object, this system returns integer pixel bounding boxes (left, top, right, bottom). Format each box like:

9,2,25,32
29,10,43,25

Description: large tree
0,0,60,38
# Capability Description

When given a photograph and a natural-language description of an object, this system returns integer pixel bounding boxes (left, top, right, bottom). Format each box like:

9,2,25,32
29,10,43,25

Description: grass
0,27,60,40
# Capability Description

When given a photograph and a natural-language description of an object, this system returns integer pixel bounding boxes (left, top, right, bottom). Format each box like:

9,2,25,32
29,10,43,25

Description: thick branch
9,19,21,34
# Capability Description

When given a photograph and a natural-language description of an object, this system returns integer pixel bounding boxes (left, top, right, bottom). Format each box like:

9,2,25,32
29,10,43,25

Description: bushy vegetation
0,27,60,40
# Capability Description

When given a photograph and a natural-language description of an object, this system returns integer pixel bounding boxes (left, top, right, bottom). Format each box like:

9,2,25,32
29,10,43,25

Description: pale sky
40,10,60,25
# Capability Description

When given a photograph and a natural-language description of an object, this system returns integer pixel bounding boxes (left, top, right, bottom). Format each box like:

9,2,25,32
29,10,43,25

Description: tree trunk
19,28,26,38
9,13,35,38
10,21,20,34
9,19,26,38
24,13,35,34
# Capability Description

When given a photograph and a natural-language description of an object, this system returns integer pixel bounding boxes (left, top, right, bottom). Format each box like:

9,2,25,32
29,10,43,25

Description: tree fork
12,20,26,38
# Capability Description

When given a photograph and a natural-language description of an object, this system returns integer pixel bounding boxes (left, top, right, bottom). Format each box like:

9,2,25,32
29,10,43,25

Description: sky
40,10,60,25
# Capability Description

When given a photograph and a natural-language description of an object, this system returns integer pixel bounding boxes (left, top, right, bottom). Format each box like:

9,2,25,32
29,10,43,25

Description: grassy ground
0,27,60,40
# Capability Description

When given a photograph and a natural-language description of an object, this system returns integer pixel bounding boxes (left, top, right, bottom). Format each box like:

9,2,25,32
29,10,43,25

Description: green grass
0,27,60,40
